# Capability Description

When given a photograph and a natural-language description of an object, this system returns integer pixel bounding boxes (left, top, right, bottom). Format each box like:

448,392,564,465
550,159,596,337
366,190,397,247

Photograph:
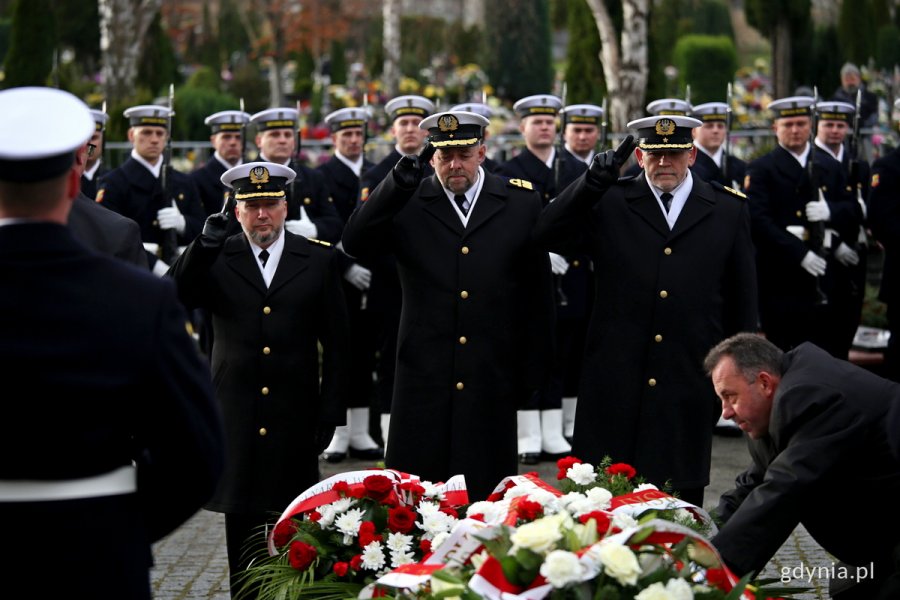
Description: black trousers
224,511,273,599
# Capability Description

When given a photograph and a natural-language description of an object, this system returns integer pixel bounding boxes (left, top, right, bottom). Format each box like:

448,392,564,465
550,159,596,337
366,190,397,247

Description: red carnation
358,520,382,547
605,462,637,480
308,510,322,522
350,554,363,570
272,518,298,548
578,511,612,535
387,505,417,533
557,456,582,480
419,538,432,554
517,499,543,521
333,481,351,496
333,561,350,577
288,540,317,571
363,474,394,501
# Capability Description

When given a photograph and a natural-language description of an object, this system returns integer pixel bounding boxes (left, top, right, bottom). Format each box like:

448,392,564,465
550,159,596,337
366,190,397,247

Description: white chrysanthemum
585,487,613,510
386,532,413,553
421,510,456,538
567,462,597,485
316,504,337,528
334,507,365,544
331,497,354,513
416,500,441,517
361,540,386,571
390,550,416,568
611,512,638,531
466,501,504,524
429,530,450,552
634,577,693,600
592,540,642,586
634,483,659,492
419,481,443,500
528,488,562,508
540,550,586,588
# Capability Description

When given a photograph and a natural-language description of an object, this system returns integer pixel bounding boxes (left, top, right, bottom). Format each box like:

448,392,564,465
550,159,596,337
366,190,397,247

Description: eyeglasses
86,143,97,158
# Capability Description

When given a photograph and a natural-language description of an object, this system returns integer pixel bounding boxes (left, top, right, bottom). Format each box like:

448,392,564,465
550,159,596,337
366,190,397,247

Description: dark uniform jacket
0,222,223,598
867,148,900,305
97,157,206,264
343,171,555,500
496,146,586,204
690,147,747,190
190,155,230,217
169,231,349,514
714,343,900,578
286,159,343,243
317,155,375,224
80,162,109,200
68,193,149,269
534,172,758,490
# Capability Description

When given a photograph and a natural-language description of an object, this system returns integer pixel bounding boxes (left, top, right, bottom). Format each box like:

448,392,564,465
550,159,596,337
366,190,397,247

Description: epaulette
711,180,747,199
507,178,534,191
307,238,332,247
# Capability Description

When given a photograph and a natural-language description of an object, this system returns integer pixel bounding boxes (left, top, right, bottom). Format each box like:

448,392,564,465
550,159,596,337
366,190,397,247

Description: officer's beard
245,223,283,248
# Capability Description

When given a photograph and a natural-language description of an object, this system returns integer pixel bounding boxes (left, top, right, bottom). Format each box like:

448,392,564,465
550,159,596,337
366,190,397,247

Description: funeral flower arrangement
239,459,802,599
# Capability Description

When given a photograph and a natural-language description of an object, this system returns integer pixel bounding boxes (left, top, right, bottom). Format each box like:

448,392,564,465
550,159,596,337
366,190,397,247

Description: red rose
387,506,417,533
358,520,382,547
308,510,322,522
517,499,543,521
350,554,363,570
578,511,611,535
333,561,349,577
363,474,394,501
288,541,317,571
557,456,582,480
419,539,432,554
333,481,351,496
605,463,637,480
272,519,298,548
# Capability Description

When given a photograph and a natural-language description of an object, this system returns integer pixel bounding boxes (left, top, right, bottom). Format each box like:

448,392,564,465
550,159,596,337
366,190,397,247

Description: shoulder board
507,178,534,191
308,238,332,247
95,188,105,204
710,180,747,199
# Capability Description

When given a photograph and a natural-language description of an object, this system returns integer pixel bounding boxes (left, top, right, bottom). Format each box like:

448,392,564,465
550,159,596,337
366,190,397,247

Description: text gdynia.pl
781,562,875,584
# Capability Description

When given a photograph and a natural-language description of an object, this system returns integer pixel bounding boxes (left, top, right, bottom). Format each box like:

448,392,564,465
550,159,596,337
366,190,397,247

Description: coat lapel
624,178,670,237
463,174,506,238
223,234,267,294
267,233,309,296
669,178,716,241
420,175,465,236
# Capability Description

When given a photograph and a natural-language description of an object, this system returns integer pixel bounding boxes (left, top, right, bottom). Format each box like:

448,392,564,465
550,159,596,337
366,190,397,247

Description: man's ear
635,148,645,169
757,370,778,395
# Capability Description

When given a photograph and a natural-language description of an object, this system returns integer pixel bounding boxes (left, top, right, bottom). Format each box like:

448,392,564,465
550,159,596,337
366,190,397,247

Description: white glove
284,206,318,238
834,242,860,266
156,202,186,234
344,264,372,290
805,197,831,223
800,251,827,277
152,258,170,277
548,252,569,276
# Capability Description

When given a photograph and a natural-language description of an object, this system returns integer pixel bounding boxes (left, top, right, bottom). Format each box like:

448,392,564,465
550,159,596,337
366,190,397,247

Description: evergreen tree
294,48,316,101
564,0,605,105
483,0,553,101
330,39,347,85
673,35,737,104
3,0,56,89
745,0,810,97
837,0,875,65
136,11,180,99
55,0,100,72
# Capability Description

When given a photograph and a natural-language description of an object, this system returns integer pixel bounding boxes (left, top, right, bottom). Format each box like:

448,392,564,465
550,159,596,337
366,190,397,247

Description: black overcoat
690,149,747,190
868,147,900,306
68,193,148,269
317,155,375,224
169,231,350,514
534,173,758,490
342,171,555,500
190,155,229,217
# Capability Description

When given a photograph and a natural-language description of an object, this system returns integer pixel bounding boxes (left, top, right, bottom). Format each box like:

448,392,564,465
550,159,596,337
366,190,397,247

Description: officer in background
560,103,604,165
191,110,250,217
98,104,206,275
745,96,860,355
357,94,435,448
0,86,223,600
450,101,501,172
498,94,585,464
690,102,747,190
81,108,109,200
623,97,694,177
249,107,342,243
317,106,382,462
868,99,900,381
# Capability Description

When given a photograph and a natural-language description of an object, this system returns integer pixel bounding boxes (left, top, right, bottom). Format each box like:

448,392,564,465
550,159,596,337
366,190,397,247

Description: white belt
0,465,137,502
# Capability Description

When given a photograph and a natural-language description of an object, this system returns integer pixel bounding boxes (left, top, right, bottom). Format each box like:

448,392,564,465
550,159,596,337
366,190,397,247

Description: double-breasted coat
68,193,148,269
342,170,555,500
534,172,758,490
169,231,350,514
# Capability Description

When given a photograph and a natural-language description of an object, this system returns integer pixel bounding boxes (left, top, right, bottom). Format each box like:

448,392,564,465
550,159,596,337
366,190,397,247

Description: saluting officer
534,116,758,506
623,97,693,177
690,102,747,190
97,104,206,275
450,101,501,172
249,107,342,243
316,106,383,462
81,108,110,200
191,110,250,217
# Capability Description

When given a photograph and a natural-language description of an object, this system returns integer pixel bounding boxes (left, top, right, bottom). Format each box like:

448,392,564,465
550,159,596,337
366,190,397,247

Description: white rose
594,541,642,586
539,550,586,588
467,501,504,524
510,513,566,554
634,578,693,600
567,462,597,485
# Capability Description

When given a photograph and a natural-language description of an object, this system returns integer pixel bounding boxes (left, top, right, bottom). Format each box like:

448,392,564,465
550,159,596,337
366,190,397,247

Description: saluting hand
392,141,437,190
199,213,229,249
587,134,636,190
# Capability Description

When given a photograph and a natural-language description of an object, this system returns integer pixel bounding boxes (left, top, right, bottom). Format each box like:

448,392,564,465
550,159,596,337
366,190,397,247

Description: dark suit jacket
286,159,343,243
317,155,375,224
80,162,109,200
0,222,223,598
496,146,586,204
867,148,900,304
690,148,747,190
190,155,230,217
343,171,555,500
169,231,350,514
714,343,900,576
534,172,758,489
68,193,148,269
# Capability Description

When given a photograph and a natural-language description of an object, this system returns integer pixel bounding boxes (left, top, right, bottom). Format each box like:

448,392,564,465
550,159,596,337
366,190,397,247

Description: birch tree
382,0,401,97
99,0,162,105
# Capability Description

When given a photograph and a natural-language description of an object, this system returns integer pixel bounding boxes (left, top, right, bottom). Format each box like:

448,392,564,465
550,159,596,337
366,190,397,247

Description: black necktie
259,249,269,268
661,192,673,213
454,194,469,215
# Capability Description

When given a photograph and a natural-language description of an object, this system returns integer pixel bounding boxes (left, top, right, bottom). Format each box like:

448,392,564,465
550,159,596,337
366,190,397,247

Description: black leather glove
314,425,336,455
391,141,437,190
586,134,637,190
199,212,230,248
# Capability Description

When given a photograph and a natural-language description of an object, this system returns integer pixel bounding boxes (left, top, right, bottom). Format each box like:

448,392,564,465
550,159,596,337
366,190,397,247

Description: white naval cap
220,161,296,201
250,107,298,131
513,94,562,119
0,87,94,182
450,102,493,119
89,109,110,132
691,102,729,122
420,111,489,148
626,115,702,151
205,110,251,133
123,104,173,128
767,96,815,119
815,101,855,123
560,103,604,125
384,95,434,122
324,107,371,132
646,98,693,116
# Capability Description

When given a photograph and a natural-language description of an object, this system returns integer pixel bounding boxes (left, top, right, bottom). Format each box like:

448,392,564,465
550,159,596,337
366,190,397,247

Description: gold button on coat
261,387,269,395
648,378,657,387
263,306,271,315
263,347,271,355
654,334,662,342
259,428,267,436
659,290,668,298
461,246,469,255
456,382,464,390
460,290,469,299
459,336,467,344
572,260,580,267
303,197,311,205
664,247,672,255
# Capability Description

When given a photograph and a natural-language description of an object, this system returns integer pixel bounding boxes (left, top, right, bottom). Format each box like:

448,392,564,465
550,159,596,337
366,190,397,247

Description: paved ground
150,433,831,599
